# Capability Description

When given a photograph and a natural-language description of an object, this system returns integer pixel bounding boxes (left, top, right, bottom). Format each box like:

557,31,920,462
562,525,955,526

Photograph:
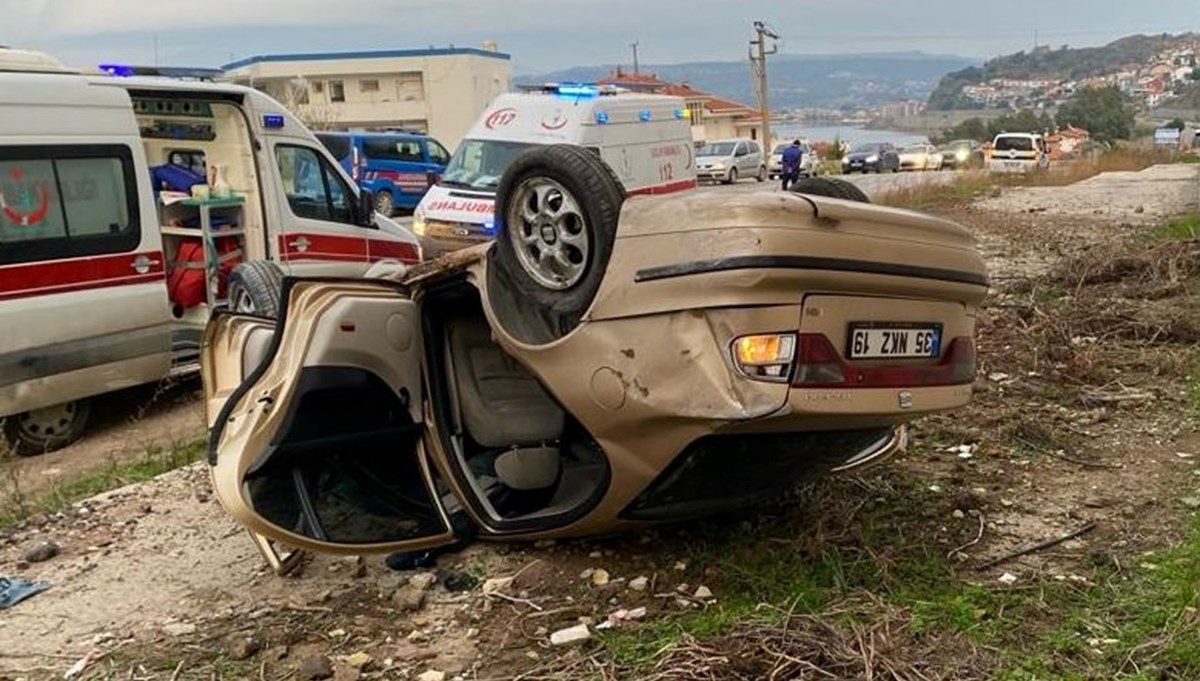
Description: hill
929,33,1199,110
519,52,978,110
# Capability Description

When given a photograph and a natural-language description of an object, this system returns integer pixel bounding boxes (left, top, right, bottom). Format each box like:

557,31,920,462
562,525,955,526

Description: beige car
202,147,988,560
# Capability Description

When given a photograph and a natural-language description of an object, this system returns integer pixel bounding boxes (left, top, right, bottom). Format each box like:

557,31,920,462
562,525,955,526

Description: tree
1164,117,1187,131
987,109,1046,138
934,117,989,143
1055,86,1136,141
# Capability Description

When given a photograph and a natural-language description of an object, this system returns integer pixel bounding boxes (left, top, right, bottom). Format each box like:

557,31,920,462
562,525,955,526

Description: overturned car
202,145,988,559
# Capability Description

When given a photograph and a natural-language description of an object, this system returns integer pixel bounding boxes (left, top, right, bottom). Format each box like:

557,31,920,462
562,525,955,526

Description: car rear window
316,134,352,161
994,136,1034,152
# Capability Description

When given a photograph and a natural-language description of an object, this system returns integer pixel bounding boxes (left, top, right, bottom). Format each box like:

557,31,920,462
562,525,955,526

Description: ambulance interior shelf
159,194,246,320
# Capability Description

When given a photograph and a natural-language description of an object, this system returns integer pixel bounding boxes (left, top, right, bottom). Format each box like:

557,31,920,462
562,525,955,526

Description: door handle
288,236,311,252
130,254,161,274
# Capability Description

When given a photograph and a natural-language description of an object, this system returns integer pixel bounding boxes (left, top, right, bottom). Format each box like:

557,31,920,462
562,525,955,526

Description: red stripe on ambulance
0,251,165,302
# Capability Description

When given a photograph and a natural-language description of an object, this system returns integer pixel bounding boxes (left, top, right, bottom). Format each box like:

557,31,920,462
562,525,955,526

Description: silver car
768,140,816,179
696,138,766,184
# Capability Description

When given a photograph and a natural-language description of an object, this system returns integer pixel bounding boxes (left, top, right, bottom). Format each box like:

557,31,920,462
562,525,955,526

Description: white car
987,133,1050,174
898,143,943,171
768,140,816,179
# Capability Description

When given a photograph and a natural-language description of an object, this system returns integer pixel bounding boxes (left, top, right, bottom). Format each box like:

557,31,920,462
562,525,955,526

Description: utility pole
749,21,778,146
631,41,640,75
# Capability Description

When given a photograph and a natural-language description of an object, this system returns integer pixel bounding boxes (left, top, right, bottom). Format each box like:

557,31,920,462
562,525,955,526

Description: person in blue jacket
780,140,803,191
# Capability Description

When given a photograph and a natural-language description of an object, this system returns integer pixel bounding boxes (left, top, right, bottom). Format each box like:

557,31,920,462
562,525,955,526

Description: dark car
841,142,900,174
940,139,985,170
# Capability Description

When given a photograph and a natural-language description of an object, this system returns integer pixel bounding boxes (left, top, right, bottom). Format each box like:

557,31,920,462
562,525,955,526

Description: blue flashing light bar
556,82,600,98
99,63,134,77
639,108,652,122
595,111,610,124
263,114,286,129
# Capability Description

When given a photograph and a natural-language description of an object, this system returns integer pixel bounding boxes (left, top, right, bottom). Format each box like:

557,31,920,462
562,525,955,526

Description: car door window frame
274,144,358,227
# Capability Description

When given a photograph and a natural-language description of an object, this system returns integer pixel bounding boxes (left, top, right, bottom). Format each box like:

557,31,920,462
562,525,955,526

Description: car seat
444,313,564,515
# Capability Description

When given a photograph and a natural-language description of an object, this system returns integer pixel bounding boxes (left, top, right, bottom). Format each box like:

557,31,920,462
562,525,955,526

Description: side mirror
357,189,376,227
425,170,440,189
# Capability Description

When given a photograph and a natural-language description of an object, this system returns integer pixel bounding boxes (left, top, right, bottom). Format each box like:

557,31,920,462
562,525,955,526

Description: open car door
203,279,459,564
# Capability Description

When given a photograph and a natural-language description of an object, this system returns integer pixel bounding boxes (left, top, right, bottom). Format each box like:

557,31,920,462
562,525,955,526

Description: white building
222,46,513,150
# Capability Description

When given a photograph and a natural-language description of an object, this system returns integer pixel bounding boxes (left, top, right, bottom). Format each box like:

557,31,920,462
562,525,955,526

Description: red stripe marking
0,251,165,302
278,233,367,263
368,239,421,264
627,179,697,196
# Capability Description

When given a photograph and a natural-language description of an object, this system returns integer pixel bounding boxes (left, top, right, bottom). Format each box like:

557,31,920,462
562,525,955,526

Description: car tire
756,165,767,182
724,167,739,185
491,144,624,341
4,400,91,457
374,190,395,217
227,261,284,318
790,177,871,203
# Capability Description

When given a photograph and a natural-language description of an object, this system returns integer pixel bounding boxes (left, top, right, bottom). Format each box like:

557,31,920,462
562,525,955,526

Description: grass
0,439,205,532
1155,212,1200,241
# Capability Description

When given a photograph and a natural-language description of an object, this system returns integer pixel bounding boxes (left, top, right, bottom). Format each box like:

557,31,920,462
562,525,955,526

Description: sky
1,0,1197,73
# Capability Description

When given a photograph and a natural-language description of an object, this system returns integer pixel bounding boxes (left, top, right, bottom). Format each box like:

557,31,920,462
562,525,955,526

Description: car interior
421,277,610,529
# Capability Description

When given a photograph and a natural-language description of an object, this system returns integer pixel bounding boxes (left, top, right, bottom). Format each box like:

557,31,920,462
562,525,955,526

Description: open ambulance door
203,278,458,571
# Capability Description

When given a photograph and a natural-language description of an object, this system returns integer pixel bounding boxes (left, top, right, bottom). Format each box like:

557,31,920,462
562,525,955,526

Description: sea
772,124,929,148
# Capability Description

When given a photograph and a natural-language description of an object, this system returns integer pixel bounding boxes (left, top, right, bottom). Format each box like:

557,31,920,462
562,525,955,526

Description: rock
408,572,437,591
1181,496,1200,509
22,540,60,563
628,576,649,592
27,513,48,528
377,573,407,592
138,503,153,515
298,654,333,680
226,633,262,660
407,629,429,643
952,509,966,520
694,586,714,600
588,551,603,559
482,576,514,595
332,664,361,681
163,622,197,637
550,624,592,646
673,561,687,571
1135,205,1145,214
591,569,611,587
416,671,446,681
342,652,373,670
579,568,594,580
392,585,427,612
441,569,478,592
998,573,1018,585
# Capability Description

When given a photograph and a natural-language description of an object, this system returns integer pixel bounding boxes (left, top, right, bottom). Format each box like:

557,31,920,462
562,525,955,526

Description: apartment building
222,45,513,149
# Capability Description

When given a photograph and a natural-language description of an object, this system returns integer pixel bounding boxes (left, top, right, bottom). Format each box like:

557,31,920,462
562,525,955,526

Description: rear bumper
620,426,905,521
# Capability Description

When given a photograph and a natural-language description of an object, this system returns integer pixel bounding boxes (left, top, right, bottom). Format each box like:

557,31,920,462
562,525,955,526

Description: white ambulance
0,49,421,455
412,84,696,256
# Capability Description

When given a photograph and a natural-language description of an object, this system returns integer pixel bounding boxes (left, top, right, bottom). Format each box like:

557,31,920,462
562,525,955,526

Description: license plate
848,323,941,359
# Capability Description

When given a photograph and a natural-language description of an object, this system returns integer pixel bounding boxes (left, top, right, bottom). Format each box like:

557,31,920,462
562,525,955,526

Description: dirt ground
1,164,1198,680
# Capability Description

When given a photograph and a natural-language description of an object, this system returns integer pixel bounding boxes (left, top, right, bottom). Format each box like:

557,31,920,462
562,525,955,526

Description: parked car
413,84,695,259
898,143,943,171
768,140,816,179
841,142,900,174
316,131,450,217
696,138,766,184
0,48,420,456
203,147,988,560
986,133,1050,174
940,139,985,169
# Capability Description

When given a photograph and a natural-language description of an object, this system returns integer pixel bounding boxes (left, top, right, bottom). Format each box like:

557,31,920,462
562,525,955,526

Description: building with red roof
598,67,763,144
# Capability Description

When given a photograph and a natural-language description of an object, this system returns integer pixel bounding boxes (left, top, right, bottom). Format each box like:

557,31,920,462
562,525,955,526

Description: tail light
732,333,796,382
792,333,976,389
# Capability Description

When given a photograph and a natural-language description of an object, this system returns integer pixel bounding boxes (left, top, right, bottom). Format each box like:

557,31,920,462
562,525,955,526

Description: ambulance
0,49,421,455
411,84,696,256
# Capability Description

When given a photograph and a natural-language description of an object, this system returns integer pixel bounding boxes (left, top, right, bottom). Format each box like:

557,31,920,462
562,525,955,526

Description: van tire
790,177,871,203
374,191,395,217
491,144,624,340
4,400,91,457
227,261,284,318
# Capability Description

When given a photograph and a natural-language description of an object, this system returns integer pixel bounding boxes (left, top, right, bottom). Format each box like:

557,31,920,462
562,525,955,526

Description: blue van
316,131,451,216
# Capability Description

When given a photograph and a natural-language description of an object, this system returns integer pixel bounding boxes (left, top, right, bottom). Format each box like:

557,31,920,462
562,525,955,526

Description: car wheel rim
507,177,589,290
232,287,257,314
16,402,78,440
376,194,392,214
